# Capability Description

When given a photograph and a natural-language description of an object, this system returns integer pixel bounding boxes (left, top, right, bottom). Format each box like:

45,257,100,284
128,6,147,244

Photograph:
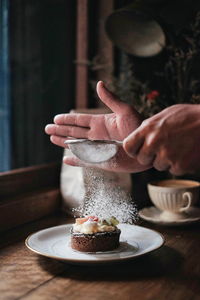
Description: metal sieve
64,139,123,163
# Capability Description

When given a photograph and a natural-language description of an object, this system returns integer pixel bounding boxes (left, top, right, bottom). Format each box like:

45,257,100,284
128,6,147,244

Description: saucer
139,206,200,226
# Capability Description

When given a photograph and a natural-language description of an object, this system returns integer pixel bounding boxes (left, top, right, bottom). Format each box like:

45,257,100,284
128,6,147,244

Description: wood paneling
0,163,61,232
0,162,60,199
0,188,61,232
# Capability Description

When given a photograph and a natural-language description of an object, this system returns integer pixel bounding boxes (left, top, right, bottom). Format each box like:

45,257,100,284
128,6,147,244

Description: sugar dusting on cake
71,215,121,252
72,168,138,224
73,216,119,234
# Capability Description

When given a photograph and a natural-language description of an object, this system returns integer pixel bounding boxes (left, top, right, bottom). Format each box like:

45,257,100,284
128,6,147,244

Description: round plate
139,206,200,226
25,224,164,264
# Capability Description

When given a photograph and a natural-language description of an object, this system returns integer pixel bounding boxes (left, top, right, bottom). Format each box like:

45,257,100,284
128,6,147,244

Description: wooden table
1,213,200,300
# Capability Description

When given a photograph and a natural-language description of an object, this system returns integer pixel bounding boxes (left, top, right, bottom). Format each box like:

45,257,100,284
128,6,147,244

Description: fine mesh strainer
64,139,123,163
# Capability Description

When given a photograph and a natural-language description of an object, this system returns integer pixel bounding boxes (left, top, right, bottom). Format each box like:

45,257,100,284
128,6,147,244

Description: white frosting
73,219,116,234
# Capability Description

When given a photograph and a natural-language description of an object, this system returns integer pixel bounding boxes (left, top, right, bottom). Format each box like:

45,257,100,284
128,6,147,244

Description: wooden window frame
0,163,61,232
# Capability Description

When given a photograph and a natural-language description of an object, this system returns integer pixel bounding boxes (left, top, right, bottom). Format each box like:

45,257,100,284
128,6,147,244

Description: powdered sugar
73,168,138,224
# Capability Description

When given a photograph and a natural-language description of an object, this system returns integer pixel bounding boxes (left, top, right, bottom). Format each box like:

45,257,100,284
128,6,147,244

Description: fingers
124,131,183,173
151,147,170,171
123,121,162,166
123,129,145,158
54,113,92,127
153,156,170,171
169,166,185,176
96,81,134,114
130,131,161,165
124,130,171,171
63,156,86,167
50,135,68,148
137,149,156,166
45,124,89,139
124,135,156,166
169,161,188,176
124,133,165,168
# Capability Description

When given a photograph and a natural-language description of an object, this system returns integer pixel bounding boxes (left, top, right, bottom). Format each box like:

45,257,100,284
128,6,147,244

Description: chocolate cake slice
71,229,121,252
70,216,121,252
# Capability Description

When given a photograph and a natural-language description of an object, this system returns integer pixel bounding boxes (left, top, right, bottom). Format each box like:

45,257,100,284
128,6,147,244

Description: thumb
96,81,132,114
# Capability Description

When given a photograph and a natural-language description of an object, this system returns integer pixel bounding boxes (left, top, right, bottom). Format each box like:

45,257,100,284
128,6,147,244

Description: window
0,0,11,172
0,0,76,172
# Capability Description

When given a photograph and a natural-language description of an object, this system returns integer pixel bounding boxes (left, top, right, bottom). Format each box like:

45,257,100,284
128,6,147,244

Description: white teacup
147,179,200,221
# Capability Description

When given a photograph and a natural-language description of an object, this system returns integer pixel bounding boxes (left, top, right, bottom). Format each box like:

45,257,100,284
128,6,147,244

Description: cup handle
180,192,193,212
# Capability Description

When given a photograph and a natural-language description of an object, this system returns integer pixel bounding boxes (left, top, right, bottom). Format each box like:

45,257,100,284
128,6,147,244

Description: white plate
139,206,200,226
25,224,164,264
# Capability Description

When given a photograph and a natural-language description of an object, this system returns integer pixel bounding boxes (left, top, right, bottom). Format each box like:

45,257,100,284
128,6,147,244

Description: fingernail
123,140,136,158
97,81,103,88
45,124,54,132
54,114,62,122
50,135,55,142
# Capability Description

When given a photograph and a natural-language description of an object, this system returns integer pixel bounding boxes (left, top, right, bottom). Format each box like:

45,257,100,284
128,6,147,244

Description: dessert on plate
70,216,121,252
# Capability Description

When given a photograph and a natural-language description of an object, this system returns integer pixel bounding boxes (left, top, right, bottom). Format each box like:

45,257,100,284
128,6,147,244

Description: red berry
147,90,160,100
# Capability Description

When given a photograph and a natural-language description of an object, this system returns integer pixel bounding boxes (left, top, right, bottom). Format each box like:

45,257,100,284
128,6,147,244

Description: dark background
10,0,76,169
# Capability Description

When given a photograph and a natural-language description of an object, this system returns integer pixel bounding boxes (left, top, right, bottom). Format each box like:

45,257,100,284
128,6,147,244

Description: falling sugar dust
73,168,138,224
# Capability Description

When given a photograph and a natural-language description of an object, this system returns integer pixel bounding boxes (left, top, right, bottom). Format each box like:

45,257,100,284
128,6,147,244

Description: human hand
123,104,200,175
45,81,151,173
45,81,142,144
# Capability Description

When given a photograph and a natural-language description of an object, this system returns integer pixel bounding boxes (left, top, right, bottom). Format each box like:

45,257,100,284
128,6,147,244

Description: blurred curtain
10,0,76,169
0,0,11,172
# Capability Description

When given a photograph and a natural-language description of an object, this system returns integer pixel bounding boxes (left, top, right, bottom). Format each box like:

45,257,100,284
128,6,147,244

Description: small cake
71,216,121,252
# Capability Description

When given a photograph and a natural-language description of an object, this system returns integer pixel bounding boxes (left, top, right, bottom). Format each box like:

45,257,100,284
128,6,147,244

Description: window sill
0,162,61,232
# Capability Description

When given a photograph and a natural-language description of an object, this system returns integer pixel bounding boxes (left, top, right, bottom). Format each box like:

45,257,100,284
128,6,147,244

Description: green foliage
90,12,200,118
